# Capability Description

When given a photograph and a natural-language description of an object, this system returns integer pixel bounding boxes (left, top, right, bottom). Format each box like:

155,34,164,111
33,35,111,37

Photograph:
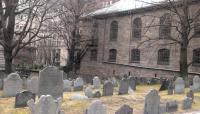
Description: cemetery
0,66,199,114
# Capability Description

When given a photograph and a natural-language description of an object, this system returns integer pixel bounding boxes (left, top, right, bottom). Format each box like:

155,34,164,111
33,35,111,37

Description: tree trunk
179,46,188,79
4,50,13,74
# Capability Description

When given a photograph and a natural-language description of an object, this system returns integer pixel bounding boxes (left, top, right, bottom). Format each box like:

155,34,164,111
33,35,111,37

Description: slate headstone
74,77,84,91
166,101,178,113
193,76,200,92
27,76,39,94
174,77,185,94
93,76,101,88
119,79,129,95
128,76,136,90
159,79,169,91
93,91,101,98
15,91,35,108
115,105,133,114
0,79,3,90
85,100,107,114
182,98,192,110
103,81,114,96
38,66,63,99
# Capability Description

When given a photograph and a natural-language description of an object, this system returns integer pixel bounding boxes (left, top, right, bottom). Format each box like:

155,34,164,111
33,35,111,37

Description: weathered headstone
27,95,63,114
119,79,129,95
115,105,133,114
85,86,93,98
168,82,174,95
93,91,101,98
15,91,35,108
103,81,114,96
0,79,3,90
182,98,192,110
159,79,169,91
159,104,166,114
128,76,136,90
166,101,178,113
144,90,160,114
3,73,22,97
85,100,107,114
193,76,200,92
186,90,194,102
38,66,63,99
74,77,84,91
63,79,72,92
174,77,185,94
93,76,101,88
27,76,39,94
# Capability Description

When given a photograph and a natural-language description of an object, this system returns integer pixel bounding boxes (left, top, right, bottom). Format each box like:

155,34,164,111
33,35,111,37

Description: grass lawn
0,85,199,114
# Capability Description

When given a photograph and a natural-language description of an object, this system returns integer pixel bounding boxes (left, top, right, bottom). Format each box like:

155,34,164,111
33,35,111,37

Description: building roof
88,0,165,16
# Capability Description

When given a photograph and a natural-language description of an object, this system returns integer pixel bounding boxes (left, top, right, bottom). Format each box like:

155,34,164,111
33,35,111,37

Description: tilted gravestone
128,76,136,90
3,73,22,97
182,98,192,110
144,90,160,114
93,76,101,88
27,76,39,94
186,90,194,102
63,79,72,92
38,66,63,99
74,77,84,91
103,81,114,96
85,86,93,98
119,79,129,95
115,105,133,114
168,82,174,95
166,101,178,113
15,91,35,108
85,100,107,114
193,76,200,92
27,95,63,114
174,77,185,94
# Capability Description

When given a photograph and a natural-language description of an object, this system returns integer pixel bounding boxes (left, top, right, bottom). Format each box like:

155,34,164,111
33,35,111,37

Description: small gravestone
27,76,39,94
93,76,101,88
159,79,169,91
0,79,3,90
63,79,72,92
119,79,129,95
115,105,133,114
93,91,101,98
166,101,178,113
128,76,136,90
168,82,174,95
74,77,84,91
182,98,192,110
159,104,166,114
85,86,93,98
174,77,185,94
186,90,194,102
144,90,160,114
15,91,35,108
85,100,107,114
103,81,114,96
3,73,22,97
109,77,118,87
38,66,63,99
27,95,63,114
193,76,200,92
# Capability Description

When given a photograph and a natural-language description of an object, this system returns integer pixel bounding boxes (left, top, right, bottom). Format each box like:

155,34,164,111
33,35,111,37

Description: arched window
109,49,117,62
159,13,171,39
132,18,142,40
158,49,170,65
131,49,140,63
193,48,200,66
194,20,200,36
110,21,118,41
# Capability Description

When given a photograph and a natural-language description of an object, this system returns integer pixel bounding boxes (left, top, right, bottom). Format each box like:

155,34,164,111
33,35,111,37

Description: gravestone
15,91,35,108
186,90,194,102
159,79,169,91
0,79,3,90
85,100,107,114
27,95,63,114
103,81,114,96
193,76,200,92
3,73,22,97
144,90,160,114
119,79,129,95
128,76,136,90
93,76,101,88
168,82,174,95
174,77,185,94
38,66,63,99
63,79,72,92
159,104,166,114
22,77,28,89
74,77,84,91
182,98,192,110
85,86,93,98
109,77,118,87
27,76,39,94
115,105,133,114
166,101,178,113
93,91,101,98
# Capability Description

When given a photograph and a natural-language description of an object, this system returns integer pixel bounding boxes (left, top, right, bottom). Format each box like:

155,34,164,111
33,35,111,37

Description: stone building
79,0,200,78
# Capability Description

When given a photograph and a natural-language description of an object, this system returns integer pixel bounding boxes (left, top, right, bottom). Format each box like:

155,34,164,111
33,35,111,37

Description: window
132,18,142,40
158,49,170,65
194,21,200,36
130,49,140,63
159,13,171,39
193,48,200,66
110,21,118,41
108,49,117,62
90,49,97,61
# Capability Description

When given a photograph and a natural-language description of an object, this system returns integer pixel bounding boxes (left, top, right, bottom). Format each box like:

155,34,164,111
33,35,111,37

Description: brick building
79,0,200,78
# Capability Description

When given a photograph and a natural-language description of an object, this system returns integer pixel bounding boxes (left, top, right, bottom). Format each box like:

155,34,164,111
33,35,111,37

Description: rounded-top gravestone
93,76,101,88
174,77,185,94
74,77,84,91
128,76,136,90
103,81,114,96
193,76,200,92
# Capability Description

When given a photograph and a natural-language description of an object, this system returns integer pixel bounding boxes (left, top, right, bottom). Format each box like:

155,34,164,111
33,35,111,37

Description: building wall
79,3,200,78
